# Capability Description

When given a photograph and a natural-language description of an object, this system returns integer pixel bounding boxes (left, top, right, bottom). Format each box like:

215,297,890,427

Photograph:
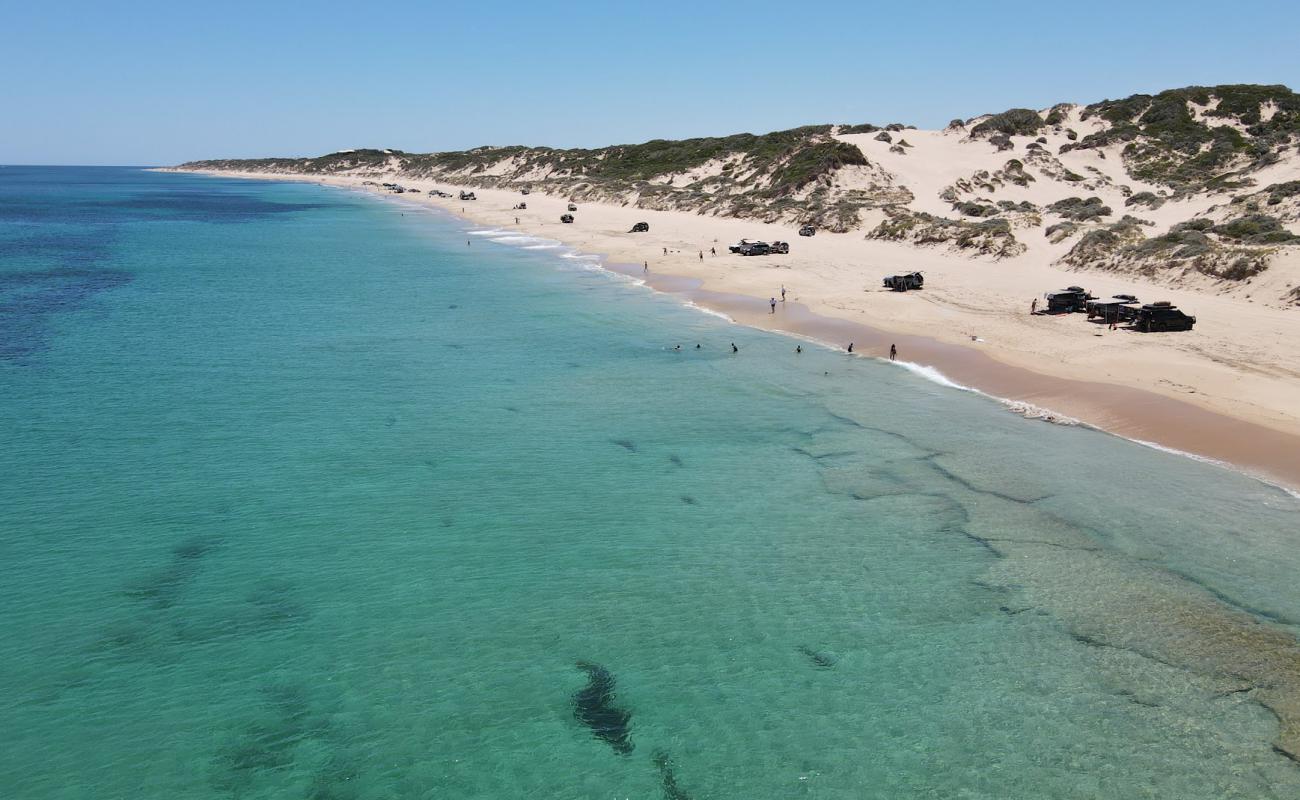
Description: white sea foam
1000,399,1083,426
468,228,508,236
893,360,975,392
684,302,734,323
489,235,562,247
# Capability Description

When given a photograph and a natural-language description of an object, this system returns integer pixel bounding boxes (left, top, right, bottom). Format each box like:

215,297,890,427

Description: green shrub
1049,196,1112,221
972,108,1045,137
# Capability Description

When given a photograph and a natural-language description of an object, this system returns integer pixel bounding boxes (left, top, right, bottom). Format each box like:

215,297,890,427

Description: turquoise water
2,166,1298,799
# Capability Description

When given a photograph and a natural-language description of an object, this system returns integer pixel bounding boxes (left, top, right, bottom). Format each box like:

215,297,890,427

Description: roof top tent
1086,295,1140,319
560,214,574,223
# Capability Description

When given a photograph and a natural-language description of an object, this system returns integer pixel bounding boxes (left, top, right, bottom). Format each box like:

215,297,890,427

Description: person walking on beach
847,342,854,353
710,247,716,256
699,250,704,261
1030,298,1037,314
644,261,648,272
663,246,668,256
770,297,777,314
890,344,897,361
781,285,787,302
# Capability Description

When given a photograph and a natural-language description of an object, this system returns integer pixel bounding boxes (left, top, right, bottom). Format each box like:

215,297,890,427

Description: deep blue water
1,166,1298,798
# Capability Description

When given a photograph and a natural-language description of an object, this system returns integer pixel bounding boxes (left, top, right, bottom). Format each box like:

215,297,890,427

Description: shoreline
164,168,1300,493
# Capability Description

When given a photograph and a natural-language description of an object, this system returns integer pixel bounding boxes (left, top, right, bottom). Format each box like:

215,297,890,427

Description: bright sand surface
170,169,1300,492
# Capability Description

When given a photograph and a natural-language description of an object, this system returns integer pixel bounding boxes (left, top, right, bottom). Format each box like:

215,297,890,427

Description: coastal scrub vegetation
1064,84,1300,190
869,209,1026,259
971,108,1045,137
1047,196,1112,221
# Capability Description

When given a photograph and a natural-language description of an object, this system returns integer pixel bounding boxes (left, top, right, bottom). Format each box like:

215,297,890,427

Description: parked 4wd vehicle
739,241,771,256
629,222,649,233
459,191,477,201
1133,302,1195,332
560,214,574,224
799,225,816,237
883,272,924,291
1043,286,1090,313
768,241,790,254
1085,294,1138,320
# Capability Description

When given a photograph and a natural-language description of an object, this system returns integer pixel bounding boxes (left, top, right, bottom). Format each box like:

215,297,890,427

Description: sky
3,0,1299,165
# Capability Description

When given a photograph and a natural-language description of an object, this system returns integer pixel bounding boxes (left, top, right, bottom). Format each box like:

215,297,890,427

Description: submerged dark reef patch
652,750,693,800
0,266,133,362
573,661,634,755
122,536,221,610
797,645,836,669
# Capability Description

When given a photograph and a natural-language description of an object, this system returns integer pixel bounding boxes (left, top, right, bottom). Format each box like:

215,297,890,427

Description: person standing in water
731,343,738,353
796,345,802,354
890,344,897,361
770,297,777,313
847,342,853,353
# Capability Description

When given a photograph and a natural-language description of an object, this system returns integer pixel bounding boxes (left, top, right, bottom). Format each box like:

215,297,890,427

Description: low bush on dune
953,201,999,217
989,134,1014,152
1211,213,1300,244
1265,181,1300,205
972,108,1045,137
1125,191,1165,209
1048,196,1112,221
869,210,1026,258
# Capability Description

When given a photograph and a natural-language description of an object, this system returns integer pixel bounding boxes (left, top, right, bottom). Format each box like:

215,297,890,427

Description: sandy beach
168,168,1300,492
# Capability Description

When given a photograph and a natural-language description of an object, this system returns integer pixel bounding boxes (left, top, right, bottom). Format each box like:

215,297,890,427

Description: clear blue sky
4,0,1299,165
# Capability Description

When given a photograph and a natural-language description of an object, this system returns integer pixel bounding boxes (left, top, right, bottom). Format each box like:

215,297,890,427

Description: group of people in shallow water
670,341,898,360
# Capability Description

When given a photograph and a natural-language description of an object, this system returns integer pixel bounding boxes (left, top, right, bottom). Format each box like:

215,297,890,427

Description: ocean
2,166,1298,799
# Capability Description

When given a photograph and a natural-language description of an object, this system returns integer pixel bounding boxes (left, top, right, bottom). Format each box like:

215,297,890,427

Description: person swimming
847,342,854,353
731,343,738,353
695,344,701,349
796,345,802,354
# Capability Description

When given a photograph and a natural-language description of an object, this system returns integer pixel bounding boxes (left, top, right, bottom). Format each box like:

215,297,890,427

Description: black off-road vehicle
799,225,816,237
630,222,649,232
883,272,924,291
1133,302,1195,332
459,191,477,201
1044,286,1090,313
560,214,574,224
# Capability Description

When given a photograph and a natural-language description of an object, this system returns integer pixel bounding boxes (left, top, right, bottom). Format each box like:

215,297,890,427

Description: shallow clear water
2,167,1298,798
